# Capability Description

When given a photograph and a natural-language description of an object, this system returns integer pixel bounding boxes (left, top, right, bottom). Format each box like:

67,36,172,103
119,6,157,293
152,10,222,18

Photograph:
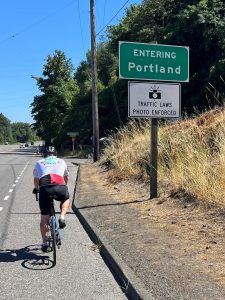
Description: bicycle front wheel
50,217,57,266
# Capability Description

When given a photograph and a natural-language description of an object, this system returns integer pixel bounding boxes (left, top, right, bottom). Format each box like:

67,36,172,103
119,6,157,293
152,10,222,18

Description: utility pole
90,0,100,161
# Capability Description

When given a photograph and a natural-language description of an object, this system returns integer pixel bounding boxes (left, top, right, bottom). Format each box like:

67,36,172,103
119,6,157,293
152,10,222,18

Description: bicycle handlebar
32,188,39,201
35,192,39,201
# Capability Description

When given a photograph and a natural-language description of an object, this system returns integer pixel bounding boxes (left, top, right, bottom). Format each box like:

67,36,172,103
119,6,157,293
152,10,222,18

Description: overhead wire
96,0,130,36
77,0,86,56
102,0,107,28
94,0,134,125
0,0,131,117
0,0,76,45
0,1,77,105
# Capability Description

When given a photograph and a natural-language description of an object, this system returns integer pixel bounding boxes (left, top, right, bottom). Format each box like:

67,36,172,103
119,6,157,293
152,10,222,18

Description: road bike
35,191,61,267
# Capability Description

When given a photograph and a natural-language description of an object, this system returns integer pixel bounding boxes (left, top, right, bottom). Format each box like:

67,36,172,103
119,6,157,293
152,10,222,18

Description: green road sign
67,132,79,137
119,41,189,82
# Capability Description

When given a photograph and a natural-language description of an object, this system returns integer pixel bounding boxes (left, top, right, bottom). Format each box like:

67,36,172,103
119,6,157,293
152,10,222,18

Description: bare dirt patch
77,162,225,298
105,169,225,286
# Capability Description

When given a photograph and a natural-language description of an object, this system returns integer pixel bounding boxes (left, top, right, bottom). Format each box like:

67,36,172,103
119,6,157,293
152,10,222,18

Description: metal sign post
71,137,75,154
67,132,79,155
150,118,158,199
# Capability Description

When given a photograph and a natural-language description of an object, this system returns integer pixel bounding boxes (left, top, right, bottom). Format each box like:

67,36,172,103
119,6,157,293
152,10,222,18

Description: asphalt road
0,146,126,300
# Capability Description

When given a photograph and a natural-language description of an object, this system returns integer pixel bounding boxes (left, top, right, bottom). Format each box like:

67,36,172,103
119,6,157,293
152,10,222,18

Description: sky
0,0,142,124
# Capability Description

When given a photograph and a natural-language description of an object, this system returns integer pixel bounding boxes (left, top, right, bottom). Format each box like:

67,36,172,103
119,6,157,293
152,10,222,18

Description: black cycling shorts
39,184,70,215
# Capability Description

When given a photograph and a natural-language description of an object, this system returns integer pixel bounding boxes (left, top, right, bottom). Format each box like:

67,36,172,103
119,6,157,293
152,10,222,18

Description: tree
74,51,92,96
96,42,118,86
106,0,225,114
165,0,225,110
0,113,13,144
30,0,225,150
11,122,37,143
31,50,79,145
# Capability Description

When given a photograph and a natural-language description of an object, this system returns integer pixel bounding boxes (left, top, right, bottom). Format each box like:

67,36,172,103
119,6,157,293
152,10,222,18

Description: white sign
128,81,181,118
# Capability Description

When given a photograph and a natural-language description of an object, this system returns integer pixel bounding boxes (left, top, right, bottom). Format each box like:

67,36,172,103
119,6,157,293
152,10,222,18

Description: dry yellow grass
101,107,225,206
102,120,151,180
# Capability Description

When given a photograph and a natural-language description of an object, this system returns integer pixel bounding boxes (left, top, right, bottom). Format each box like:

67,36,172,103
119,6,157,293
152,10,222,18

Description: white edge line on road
0,207,3,211
1,161,30,205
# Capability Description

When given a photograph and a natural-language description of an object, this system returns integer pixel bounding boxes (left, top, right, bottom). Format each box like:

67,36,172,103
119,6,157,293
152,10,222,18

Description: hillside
102,107,225,207
97,107,225,293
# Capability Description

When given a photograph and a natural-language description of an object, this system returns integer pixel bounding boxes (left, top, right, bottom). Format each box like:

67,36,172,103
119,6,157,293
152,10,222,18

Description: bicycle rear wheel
50,217,57,266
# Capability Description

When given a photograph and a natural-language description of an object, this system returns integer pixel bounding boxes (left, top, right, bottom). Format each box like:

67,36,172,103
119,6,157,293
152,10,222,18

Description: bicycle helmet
42,146,57,157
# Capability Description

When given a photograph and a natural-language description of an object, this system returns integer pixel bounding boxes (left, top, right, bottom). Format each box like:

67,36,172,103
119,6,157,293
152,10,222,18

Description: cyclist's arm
64,175,68,185
63,162,69,185
34,177,39,189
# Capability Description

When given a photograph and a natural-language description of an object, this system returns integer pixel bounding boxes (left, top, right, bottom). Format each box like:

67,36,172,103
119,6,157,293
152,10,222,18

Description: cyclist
33,146,70,252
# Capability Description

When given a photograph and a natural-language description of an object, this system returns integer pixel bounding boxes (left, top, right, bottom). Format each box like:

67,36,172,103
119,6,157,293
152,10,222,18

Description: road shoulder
74,162,225,299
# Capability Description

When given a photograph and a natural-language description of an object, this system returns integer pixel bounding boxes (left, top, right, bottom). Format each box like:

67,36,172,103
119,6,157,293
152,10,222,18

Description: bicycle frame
48,198,61,246
35,192,62,266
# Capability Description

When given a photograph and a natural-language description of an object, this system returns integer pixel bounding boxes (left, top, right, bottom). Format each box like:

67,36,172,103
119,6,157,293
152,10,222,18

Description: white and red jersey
33,155,69,185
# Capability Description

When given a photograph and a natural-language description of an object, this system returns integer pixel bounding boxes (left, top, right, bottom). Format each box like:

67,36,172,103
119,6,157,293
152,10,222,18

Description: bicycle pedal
56,240,62,246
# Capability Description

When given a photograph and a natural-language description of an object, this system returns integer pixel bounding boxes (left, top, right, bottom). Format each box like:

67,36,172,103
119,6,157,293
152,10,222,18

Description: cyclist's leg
60,199,70,219
39,186,51,243
40,214,49,243
52,185,70,228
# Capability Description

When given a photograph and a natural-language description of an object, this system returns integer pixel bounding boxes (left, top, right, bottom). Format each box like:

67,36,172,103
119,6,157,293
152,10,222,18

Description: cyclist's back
34,154,68,186
33,147,70,252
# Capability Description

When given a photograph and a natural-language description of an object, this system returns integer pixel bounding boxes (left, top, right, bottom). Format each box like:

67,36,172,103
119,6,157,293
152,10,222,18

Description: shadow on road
0,244,54,270
75,198,150,210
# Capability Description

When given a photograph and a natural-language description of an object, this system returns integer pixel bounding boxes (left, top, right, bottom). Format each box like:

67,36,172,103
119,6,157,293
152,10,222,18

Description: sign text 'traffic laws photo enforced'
128,81,181,118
